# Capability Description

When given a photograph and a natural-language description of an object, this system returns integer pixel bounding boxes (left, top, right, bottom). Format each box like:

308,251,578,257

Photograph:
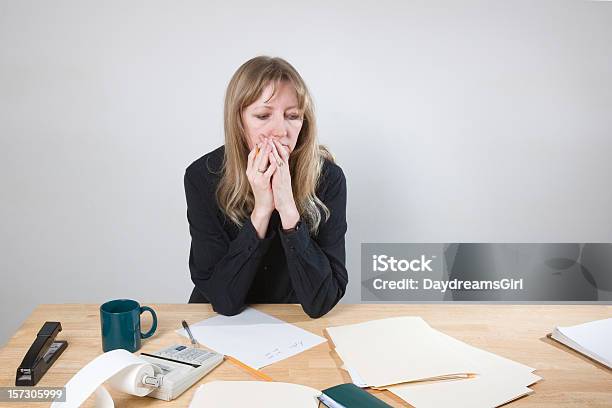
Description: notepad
177,308,327,369
320,383,393,407
550,317,612,368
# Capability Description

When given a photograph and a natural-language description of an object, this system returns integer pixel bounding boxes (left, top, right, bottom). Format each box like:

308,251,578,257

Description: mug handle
139,306,158,339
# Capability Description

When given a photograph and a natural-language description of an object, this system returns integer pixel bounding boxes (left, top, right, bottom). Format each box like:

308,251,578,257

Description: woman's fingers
263,158,277,178
250,139,289,179
247,144,258,171
253,142,270,172
272,139,289,163
269,141,285,168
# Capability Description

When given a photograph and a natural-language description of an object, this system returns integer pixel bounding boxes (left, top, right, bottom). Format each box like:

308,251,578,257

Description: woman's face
241,80,303,155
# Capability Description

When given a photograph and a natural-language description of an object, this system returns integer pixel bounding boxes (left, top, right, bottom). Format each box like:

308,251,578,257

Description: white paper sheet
554,317,612,368
51,349,158,408
177,307,327,369
188,381,321,407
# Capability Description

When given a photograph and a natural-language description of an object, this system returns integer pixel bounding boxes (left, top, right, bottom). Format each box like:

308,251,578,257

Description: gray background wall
1,1,611,346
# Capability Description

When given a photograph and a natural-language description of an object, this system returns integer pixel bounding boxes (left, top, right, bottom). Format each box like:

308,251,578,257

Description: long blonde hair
216,56,333,234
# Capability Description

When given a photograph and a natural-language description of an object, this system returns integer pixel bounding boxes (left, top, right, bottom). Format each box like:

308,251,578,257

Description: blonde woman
184,56,347,318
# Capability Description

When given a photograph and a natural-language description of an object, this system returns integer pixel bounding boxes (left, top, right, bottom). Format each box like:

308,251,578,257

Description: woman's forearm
250,209,272,239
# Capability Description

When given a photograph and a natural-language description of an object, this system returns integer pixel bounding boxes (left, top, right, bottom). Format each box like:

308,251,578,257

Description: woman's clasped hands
246,137,300,231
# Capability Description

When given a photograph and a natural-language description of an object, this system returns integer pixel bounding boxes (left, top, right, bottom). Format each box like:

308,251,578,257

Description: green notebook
319,383,392,408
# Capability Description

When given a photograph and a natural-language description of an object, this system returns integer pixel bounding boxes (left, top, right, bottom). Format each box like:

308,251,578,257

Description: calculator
152,344,223,366
140,344,224,401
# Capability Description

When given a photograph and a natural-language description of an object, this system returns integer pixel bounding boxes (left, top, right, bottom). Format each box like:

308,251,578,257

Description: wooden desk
0,304,610,407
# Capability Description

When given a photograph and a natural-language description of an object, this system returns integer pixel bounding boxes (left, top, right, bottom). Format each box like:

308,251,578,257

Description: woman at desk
184,56,348,318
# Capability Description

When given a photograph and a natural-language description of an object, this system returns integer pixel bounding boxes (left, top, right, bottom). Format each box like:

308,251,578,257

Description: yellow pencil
225,355,273,382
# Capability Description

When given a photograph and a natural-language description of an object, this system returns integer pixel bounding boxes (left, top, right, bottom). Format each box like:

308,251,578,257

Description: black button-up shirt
184,146,348,318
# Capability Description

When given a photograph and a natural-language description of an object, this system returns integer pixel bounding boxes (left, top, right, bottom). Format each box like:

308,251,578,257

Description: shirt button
247,245,252,251
263,265,270,271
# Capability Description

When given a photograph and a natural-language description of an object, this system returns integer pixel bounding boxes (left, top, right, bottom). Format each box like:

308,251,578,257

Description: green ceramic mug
100,299,157,352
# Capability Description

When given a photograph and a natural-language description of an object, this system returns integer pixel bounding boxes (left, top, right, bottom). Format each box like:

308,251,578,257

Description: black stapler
15,321,68,386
